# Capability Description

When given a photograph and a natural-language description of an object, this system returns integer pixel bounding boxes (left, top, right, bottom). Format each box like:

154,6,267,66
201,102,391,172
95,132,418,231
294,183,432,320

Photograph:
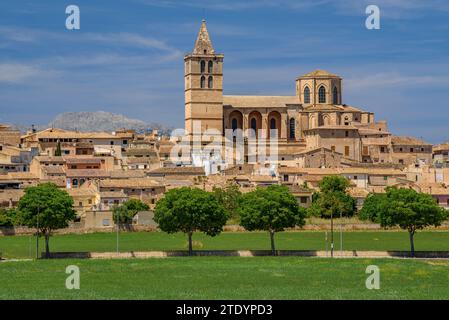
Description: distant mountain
17,111,173,135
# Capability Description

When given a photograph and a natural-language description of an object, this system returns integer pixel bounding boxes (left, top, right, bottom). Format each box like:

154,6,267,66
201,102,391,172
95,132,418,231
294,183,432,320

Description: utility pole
116,208,119,255
340,211,343,256
330,210,334,258
325,231,328,257
36,206,39,259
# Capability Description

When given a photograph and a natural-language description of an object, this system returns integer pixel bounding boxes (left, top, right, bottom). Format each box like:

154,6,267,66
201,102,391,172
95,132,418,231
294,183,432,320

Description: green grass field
1,257,449,299
1,230,449,259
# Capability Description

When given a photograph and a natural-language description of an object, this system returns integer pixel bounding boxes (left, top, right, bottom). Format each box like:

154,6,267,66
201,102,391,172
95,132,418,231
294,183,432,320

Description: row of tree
1,176,447,258
154,176,448,257
154,184,306,256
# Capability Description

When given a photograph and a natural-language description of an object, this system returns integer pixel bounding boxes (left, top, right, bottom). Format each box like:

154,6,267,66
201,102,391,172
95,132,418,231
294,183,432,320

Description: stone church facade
184,20,430,167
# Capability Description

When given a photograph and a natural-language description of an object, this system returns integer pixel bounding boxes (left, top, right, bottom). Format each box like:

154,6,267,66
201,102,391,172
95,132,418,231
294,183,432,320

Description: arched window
318,86,326,103
232,118,238,131
251,118,257,131
270,118,276,130
304,86,310,104
208,76,213,89
333,87,338,104
289,118,295,139
208,61,213,73
200,76,206,88
200,60,205,73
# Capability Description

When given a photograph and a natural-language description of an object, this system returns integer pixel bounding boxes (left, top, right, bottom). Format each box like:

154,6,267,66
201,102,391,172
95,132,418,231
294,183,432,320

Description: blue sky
0,0,448,143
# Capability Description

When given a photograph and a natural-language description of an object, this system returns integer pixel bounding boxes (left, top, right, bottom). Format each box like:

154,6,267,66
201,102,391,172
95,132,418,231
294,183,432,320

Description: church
184,20,428,167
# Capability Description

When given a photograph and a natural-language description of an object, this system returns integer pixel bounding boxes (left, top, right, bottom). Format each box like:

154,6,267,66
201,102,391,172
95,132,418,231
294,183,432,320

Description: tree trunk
409,229,415,258
45,232,50,259
269,230,276,256
188,232,193,256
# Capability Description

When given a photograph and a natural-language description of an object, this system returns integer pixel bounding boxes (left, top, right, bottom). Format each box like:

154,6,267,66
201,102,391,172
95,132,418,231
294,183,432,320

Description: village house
0,124,21,146
391,136,433,166
99,178,165,206
433,142,449,168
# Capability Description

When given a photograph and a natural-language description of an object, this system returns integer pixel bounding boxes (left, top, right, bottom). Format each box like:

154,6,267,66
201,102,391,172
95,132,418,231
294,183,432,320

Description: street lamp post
36,206,39,259
340,210,343,256
116,210,119,254
330,210,334,258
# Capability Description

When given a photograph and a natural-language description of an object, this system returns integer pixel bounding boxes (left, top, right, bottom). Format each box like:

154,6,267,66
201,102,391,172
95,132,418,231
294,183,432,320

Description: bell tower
184,20,224,139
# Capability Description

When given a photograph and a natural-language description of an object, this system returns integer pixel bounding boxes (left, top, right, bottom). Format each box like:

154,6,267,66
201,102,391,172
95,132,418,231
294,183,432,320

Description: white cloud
137,0,449,16
345,72,449,90
0,64,41,83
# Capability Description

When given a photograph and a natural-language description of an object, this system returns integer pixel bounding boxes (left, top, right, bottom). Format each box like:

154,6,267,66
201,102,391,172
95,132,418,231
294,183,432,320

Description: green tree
238,185,306,256
54,140,62,156
307,176,356,218
154,187,227,256
359,193,388,222
0,208,16,227
213,182,242,220
319,175,350,193
360,187,448,257
17,183,76,258
112,199,150,225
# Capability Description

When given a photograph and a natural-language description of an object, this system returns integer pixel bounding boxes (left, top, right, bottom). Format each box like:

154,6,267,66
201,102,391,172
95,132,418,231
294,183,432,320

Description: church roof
193,20,215,55
223,95,299,108
298,69,341,79
303,104,363,112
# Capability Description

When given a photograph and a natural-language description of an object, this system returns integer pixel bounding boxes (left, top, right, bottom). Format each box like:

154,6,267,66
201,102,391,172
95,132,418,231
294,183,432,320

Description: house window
300,197,308,204
208,76,213,89
78,202,82,207
331,146,336,152
110,141,114,145
208,61,213,73
103,219,110,226
354,176,357,180
333,87,338,104
410,148,414,152
318,86,326,103
270,118,276,130
232,118,238,131
283,174,289,182
289,118,295,139
200,76,206,88
363,146,369,155
344,146,350,157
304,86,311,103
345,131,349,137
251,118,257,131
380,146,385,153
200,60,205,73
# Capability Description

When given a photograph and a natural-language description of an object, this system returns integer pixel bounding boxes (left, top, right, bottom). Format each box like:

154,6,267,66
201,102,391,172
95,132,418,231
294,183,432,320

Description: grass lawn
1,231,449,259
1,257,449,299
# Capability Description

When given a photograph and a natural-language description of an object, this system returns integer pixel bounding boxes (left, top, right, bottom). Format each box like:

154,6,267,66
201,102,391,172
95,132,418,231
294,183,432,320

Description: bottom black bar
0,300,447,318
